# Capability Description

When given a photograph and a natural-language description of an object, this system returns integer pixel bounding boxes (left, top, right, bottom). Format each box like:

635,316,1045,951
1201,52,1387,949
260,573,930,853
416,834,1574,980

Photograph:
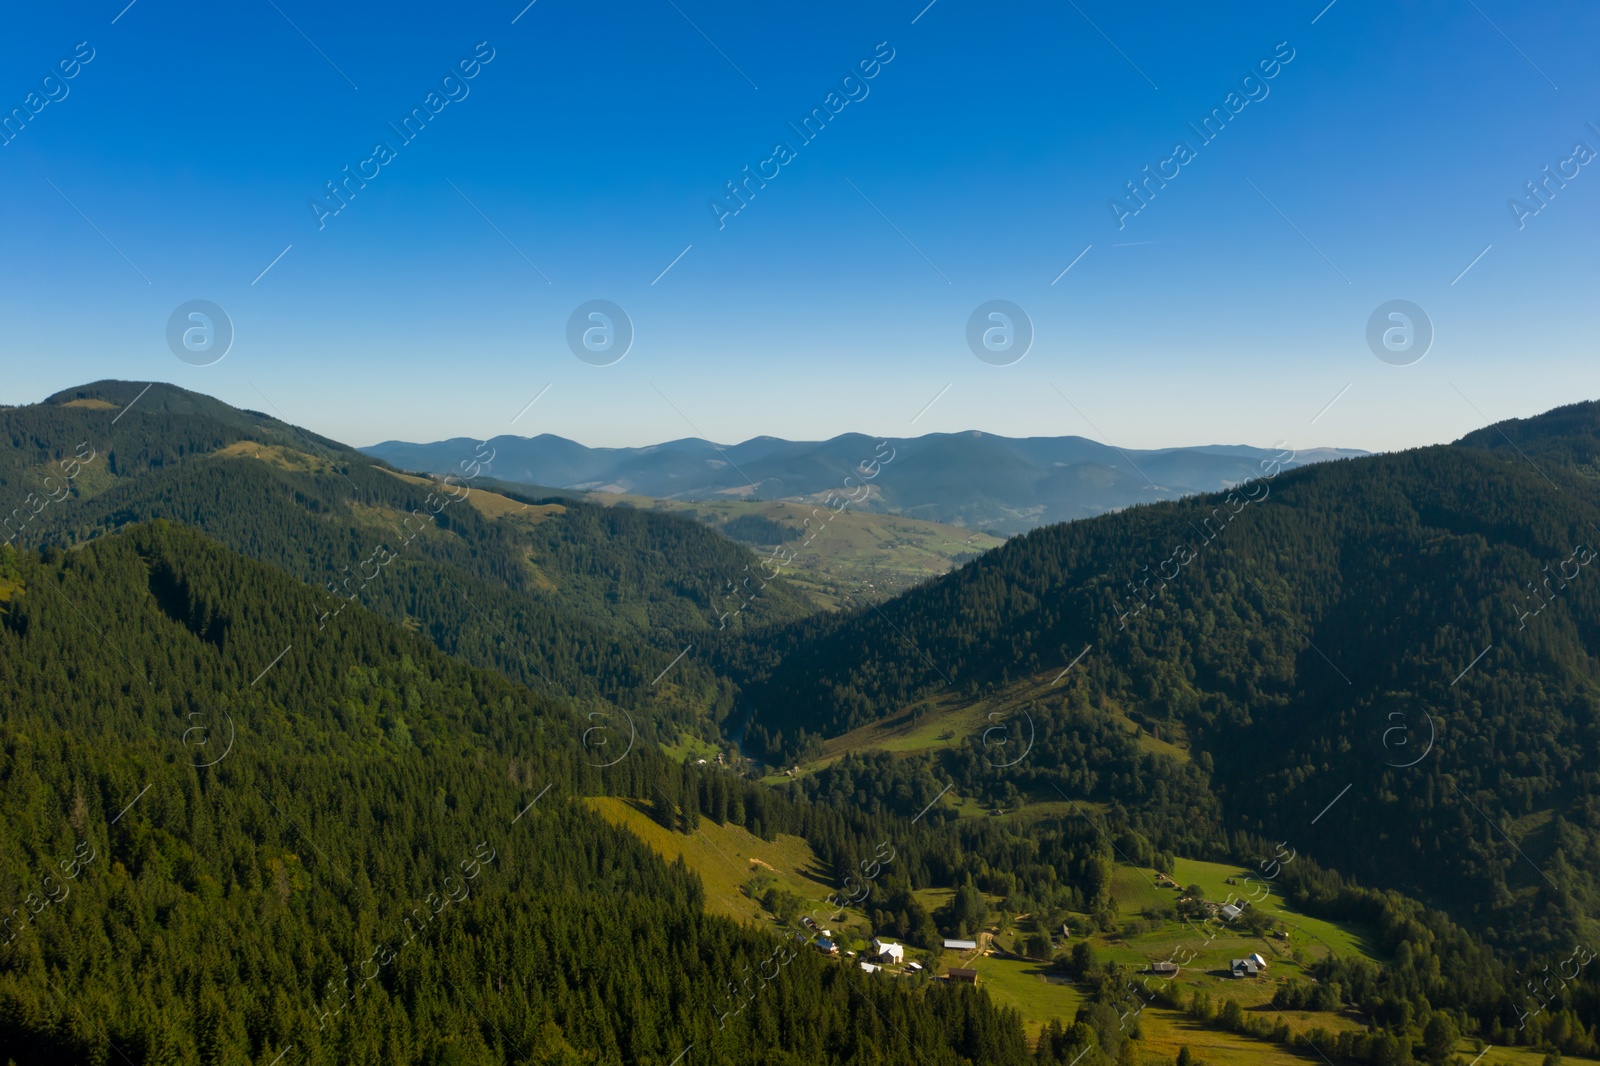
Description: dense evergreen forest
740,404,1600,952
3,381,812,750
0,524,1040,1064
5,383,1600,1063
727,401,1600,1057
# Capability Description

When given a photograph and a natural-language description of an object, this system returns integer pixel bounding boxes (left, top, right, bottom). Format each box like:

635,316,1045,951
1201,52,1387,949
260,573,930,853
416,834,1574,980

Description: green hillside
744,420,1600,952
3,381,814,750
0,523,1035,1065
9,382,1600,1065
732,399,1600,1061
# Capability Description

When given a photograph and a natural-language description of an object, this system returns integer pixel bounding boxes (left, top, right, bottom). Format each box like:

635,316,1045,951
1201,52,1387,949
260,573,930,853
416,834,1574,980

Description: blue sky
2,0,1596,453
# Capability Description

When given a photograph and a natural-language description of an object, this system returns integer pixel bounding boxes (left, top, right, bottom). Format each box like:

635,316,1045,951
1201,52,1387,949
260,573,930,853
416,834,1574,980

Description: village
792,913,993,986
787,864,1281,992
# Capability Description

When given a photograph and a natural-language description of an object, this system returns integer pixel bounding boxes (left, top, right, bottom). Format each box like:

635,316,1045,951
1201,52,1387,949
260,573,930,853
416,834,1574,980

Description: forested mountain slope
10,382,1600,1063
1456,398,1600,471
742,403,1600,959
3,381,812,746
0,523,1033,1065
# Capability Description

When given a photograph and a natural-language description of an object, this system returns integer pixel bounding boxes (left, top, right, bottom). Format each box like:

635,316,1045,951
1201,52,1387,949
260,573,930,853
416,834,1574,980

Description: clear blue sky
3,0,1596,453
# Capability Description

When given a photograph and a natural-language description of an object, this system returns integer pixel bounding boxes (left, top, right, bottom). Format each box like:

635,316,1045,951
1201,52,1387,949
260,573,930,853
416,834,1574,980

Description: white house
1248,952,1268,969
859,961,879,973
872,938,905,964
943,938,978,951
1219,903,1243,921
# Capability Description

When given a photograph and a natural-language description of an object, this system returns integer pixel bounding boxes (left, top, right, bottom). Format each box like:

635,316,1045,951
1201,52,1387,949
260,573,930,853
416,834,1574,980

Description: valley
586,492,1007,608
7,8,1589,1062
1,382,1598,1065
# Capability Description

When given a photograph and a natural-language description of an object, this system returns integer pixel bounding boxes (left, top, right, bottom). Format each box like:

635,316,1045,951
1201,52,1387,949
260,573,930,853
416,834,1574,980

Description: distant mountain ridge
364,430,1368,535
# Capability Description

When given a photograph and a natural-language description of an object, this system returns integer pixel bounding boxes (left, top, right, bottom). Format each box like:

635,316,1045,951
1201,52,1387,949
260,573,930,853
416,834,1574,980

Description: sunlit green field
1136,1008,1334,1066
959,954,1084,1041
585,796,836,926
587,493,1005,608
1168,857,1381,961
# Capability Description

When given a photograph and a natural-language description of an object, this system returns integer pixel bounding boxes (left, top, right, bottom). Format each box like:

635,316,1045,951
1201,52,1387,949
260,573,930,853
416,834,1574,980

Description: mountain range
362,432,1368,536
4,380,1600,1065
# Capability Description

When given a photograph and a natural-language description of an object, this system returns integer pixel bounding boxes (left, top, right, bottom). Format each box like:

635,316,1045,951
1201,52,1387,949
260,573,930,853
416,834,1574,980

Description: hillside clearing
584,796,837,926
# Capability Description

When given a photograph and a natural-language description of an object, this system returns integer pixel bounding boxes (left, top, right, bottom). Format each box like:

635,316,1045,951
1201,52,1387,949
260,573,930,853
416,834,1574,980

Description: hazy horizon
6,376,1570,457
